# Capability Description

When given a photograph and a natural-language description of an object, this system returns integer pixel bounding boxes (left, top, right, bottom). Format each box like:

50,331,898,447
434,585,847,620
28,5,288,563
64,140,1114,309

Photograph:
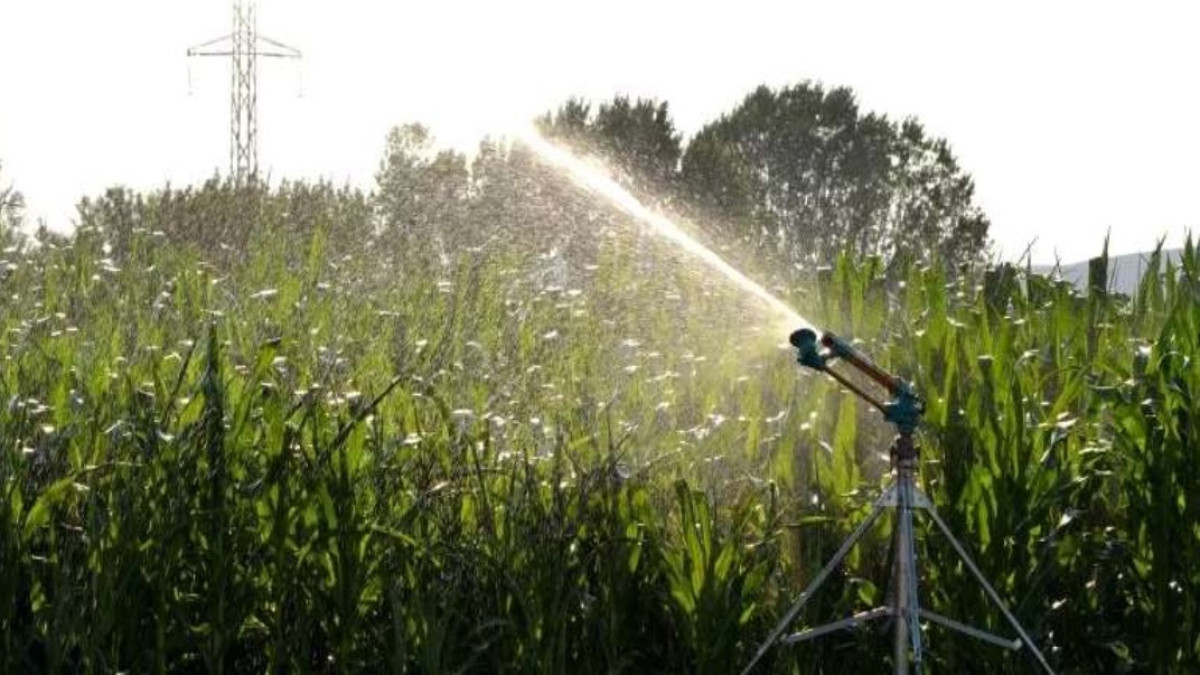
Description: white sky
1,0,1196,263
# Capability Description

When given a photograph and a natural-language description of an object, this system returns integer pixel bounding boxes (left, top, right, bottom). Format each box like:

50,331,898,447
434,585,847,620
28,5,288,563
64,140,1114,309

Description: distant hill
1031,249,1182,296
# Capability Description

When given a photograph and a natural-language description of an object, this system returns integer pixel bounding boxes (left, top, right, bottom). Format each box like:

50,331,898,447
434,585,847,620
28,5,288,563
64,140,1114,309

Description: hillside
1033,248,1182,295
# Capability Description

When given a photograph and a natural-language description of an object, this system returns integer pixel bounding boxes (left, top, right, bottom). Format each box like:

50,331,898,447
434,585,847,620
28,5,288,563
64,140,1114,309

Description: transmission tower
188,0,301,184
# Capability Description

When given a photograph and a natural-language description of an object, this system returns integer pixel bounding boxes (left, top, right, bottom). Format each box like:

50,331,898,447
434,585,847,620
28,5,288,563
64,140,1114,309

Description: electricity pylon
188,0,300,184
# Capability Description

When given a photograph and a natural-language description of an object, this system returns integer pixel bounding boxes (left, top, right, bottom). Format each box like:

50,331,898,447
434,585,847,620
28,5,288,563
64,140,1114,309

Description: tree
537,96,683,198
520,97,696,277
467,132,621,278
679,83,989,269
375,123,471,264
468,135,559,252
0,160,25,244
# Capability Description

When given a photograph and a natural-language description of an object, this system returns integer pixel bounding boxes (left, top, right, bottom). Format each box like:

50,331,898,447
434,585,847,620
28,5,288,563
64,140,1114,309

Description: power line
188,0,300,185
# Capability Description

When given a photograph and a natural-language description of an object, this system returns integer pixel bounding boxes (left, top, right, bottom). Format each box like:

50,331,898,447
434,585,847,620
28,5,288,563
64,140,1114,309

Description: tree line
4,81,991,275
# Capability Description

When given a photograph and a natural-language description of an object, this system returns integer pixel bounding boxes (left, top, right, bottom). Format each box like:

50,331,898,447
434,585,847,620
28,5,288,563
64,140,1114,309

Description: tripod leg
739,493,891,675
894,474,925,675
894,486,911,675
925,507,1057,675
906,520,924,673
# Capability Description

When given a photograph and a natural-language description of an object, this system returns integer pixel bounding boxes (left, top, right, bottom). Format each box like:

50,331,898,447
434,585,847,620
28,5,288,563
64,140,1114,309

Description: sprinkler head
789,328,826,371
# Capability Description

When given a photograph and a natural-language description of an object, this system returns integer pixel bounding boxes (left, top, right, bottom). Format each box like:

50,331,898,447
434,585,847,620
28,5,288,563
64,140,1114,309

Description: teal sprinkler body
789,328,923,443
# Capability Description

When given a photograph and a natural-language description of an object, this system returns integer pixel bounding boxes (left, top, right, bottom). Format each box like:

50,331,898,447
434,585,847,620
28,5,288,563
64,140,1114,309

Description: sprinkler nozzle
789,328,826,371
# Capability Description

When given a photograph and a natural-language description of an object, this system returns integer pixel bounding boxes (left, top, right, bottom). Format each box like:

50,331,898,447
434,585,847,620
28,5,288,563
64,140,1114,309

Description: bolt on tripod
740,329,1056,675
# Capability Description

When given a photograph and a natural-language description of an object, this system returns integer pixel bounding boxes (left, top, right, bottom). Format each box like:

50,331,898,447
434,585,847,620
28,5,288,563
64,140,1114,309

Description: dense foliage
0,148,1197,675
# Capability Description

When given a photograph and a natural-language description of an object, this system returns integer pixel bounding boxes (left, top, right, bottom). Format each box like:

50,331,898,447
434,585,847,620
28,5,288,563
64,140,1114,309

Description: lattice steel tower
188,0,301,184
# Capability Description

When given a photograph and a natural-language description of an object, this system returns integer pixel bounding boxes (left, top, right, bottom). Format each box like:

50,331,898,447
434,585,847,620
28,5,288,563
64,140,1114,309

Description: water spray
515,127,810,332
742,328,1057,675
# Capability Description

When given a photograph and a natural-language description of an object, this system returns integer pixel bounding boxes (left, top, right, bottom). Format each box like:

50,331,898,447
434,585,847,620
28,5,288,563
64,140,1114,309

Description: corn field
1,182,1198,674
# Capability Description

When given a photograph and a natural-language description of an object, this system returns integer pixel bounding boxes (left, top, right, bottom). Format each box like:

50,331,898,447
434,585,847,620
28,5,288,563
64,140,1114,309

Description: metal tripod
740,434,1056,675
743,328,1057,674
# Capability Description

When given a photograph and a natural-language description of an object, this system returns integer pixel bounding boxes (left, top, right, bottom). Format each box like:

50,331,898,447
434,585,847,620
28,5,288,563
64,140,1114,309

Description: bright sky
1,0,1196,263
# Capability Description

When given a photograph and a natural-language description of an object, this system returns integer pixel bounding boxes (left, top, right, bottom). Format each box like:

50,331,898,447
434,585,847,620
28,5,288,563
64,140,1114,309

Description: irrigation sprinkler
741,328,1056,675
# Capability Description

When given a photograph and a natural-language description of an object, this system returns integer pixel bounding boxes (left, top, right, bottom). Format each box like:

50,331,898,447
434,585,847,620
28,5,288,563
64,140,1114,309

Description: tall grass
1,186,1198,673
